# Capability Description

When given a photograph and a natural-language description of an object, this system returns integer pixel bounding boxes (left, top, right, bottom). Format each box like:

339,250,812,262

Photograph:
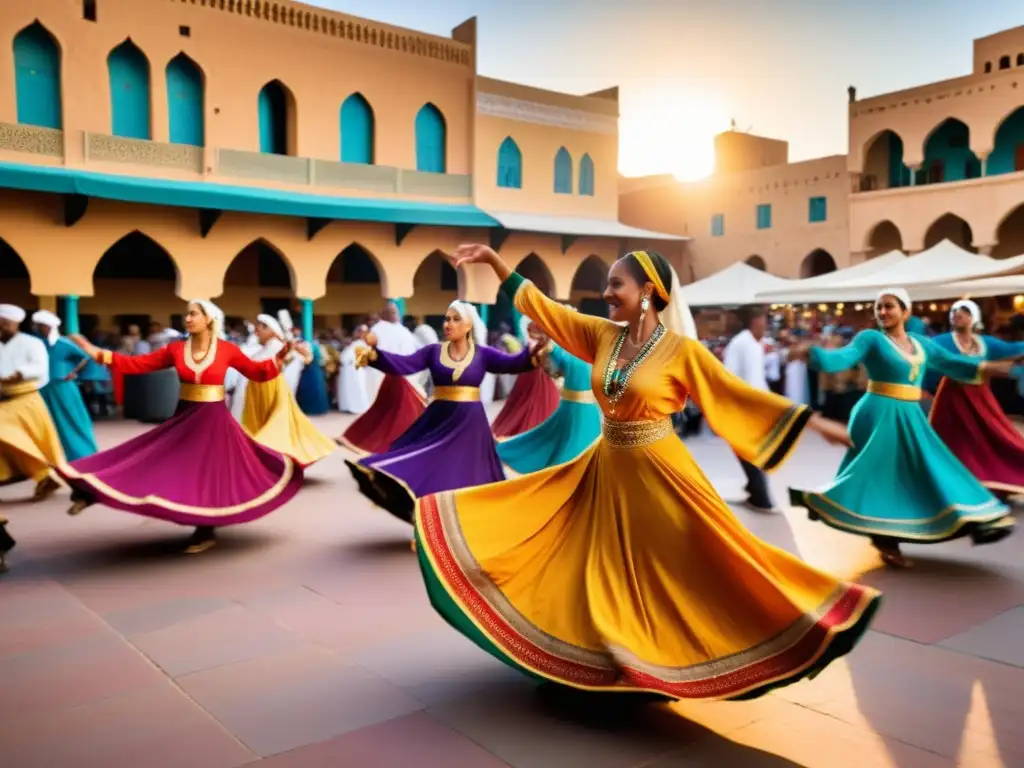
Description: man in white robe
367,301,424,397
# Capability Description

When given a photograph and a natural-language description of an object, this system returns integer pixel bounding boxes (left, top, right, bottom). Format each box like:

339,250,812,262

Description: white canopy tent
682,261,793,308
754,240,1024,304
756,250,906,304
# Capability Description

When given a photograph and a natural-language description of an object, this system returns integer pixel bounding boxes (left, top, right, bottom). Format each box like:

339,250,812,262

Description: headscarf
448,300,487,346
950,299,983,331
32,310,61,344
256,313,285,341
189,299,226,339
874,288,911,325
627,251,697,339
0,304,26,324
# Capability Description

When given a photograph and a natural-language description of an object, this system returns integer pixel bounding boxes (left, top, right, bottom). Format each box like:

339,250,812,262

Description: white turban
0,304,26,324
32,310,61,344
257,313,285,340
951,299,983,331
190,299,226,339
874,288,911,323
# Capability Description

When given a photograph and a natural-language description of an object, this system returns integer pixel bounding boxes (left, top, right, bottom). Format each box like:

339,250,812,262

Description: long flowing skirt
497,398,602,474
790,392,1013,544
338,374,425,455
40,380,98,461
242,377,335,467
0,392,66,485
346,400,505,523
52,400,302,527
491,368,560,439
930,378,1024,495
296,358,330,416
414,431,880,700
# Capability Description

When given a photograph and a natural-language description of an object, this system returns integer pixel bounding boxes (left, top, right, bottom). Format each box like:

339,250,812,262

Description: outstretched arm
806,331,876,374
72,334,176,376
483,345,535,374
357,345,431,376
228,342,285,382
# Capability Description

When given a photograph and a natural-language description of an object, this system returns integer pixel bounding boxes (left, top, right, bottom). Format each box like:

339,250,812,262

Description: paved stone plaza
1,410,1022,767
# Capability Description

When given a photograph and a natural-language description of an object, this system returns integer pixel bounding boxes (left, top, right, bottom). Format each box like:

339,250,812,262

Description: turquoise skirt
40,380,98,462
497,396,602,474
790,391,1013,544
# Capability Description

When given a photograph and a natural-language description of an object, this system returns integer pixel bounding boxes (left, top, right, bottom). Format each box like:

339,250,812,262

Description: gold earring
636,295,650,345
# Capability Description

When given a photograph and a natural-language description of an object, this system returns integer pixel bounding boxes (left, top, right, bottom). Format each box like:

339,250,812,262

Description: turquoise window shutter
554,147,572,194
497,136,522,188
340,93,374,164
108,39,151,140
13,23,62,130
579,153,595,195
415,103,446,173
166,54,204,147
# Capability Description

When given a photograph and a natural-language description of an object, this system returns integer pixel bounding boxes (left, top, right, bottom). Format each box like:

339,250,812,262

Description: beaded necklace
602,323,665,415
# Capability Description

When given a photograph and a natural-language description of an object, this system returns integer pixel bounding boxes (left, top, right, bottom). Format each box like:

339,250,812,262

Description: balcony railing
0,123,473,200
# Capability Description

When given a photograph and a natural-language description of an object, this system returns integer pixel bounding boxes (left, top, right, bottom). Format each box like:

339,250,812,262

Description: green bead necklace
603,323,665,415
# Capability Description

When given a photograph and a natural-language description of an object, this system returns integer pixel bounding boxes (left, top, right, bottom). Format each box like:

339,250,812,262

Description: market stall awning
682,262,794,307
903,275,1024,302
485,210,687,240
756,250,906,303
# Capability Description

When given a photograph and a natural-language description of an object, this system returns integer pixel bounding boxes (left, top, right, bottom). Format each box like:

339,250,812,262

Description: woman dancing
414,244,878,702
497,316,602,474
346,301,535,525
790,289,1016,568
491,318,559,439
55,300,303,554
238,315,335,468
928,299,1024,497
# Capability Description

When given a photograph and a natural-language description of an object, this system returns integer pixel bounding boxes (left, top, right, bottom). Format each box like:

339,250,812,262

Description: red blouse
99,338,282,386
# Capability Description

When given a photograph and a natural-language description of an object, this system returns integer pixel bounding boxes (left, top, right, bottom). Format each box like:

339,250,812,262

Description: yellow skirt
241,377,335,468
0,392,66,484
415,430,880,700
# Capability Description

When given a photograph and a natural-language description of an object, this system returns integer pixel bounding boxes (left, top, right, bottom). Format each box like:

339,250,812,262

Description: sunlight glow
619,84,731,182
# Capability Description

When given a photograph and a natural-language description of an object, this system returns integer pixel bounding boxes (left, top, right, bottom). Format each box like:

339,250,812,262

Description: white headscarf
32,310,61,344
662,265,697,339
874,288,911,324
189,299,226,339
0,304,26,324
256,313,285,340
277,309,295,340
950,299,983,331
448,300,487,346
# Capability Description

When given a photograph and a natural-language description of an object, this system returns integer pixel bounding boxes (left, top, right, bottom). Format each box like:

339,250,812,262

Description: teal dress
296,343,329,415
496,344,602,473
40,337,98,461
789,329,1012,545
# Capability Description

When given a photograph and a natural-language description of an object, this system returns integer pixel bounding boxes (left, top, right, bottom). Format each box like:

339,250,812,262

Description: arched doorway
862,130,909,190
514,254,555,295
866,220,903,259
993,205,1024,259
0,238,35,327
323,243,382,332
989,107,1024,176
258,80,296,156
922,119,981,184
924,214,976,252
570,255,608,317
219,239,295,333
89,231,179,337
800,249,837,278
411,251,458,332
745,255,767,271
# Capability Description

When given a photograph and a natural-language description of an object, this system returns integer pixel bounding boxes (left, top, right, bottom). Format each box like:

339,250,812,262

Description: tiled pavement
2,410,1023,767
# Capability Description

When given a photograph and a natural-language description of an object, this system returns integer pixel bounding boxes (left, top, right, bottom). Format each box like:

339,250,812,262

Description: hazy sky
314,0,1023,179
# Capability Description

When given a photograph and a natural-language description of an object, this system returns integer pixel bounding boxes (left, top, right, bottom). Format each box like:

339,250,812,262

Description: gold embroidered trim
561,389,596,404
184,335,218,384
867,381,922,401
440,340,475,383
602,418,672,449
179,383,226,403
433,385,480,402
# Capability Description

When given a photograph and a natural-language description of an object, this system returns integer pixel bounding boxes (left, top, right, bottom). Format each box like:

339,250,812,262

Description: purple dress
344,341,533,522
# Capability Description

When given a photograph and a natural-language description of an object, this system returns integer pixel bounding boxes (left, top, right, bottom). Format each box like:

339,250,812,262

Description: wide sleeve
58,339,90,366
501,272,610,364
101,345,175,375
482,344,534,375
367,345,431,376
918,336,984,383
227,343,282,382
984,336,1024,360
678,337,811,472
808,331,876,374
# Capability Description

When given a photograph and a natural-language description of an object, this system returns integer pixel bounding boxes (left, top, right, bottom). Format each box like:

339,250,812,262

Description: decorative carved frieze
476,92,618,135
0,123,63,157
86,134,202,172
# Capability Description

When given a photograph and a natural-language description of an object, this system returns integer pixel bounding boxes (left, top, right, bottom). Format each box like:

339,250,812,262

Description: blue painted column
63,295,80,335
476,304,490,329
300,298,314,341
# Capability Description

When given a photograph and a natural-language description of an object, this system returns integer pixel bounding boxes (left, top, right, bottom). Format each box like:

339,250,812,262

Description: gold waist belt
433,385,480,402
561,389,596,404
1,380,41,399
602,418,673,449
867,381,921,402
179,383,226,403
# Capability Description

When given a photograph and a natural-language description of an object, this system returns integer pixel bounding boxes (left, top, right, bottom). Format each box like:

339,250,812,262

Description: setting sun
619,84,732,182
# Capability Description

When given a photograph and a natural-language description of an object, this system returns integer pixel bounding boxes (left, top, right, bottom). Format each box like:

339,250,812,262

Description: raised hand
450,244,498,270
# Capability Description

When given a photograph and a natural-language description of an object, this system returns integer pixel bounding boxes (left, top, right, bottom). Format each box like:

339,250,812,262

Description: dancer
497,321,602,474
789,289,1016,568
0,304,64,500
278,311,306,395
338,302,426,455
337,326,371,414
414,244,878,702
239,315,335,467
32,310,98,461
54,300,303,554
346,301,535,524
491,319,559,439
928,299,1024,496
296,336,330,416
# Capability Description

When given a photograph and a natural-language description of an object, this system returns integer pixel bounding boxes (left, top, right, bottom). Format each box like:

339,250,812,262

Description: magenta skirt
52,400,302,527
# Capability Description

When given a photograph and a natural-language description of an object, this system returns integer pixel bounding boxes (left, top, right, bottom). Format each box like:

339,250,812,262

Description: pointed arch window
554,147,572,194
497,137,522,188
578,153,595,196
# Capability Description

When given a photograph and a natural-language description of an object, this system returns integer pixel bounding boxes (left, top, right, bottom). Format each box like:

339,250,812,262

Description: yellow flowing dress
414,274,881,701
241,367,335,468
0,383,65,485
